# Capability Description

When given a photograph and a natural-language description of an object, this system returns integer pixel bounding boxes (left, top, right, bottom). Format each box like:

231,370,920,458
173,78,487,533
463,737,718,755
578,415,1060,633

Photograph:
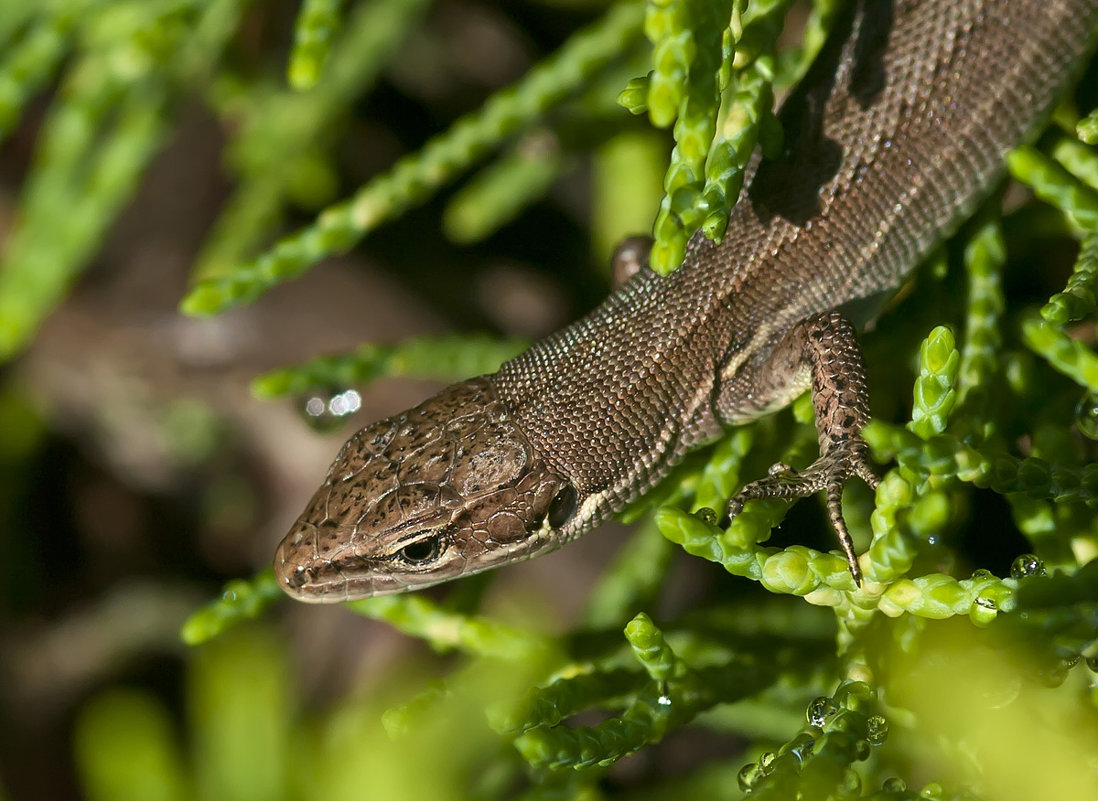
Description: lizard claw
727,438,879,585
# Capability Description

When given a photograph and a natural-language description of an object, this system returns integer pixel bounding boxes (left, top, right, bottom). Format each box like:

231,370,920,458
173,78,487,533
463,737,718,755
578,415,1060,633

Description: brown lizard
275,0,1098,601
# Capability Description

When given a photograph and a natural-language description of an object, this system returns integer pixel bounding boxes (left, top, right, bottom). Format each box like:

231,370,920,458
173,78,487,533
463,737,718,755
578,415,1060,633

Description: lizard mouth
273,540,389,602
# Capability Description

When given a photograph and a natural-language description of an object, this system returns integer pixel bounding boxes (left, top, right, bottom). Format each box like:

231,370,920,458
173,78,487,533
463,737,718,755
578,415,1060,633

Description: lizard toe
726,439,876,584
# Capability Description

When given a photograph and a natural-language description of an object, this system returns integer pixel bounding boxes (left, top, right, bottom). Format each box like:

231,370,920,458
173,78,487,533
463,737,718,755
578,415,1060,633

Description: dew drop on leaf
693,506,718,525
1010,553,1045,578
806,695,839,727
793,737,815,760
737,762,764,793
298,388,362,432
882,777,906,792
866,714,888,745
1074,391,1098,439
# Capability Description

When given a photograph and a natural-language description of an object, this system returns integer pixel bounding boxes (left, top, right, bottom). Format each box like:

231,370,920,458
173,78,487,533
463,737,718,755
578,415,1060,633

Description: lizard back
495,0,1097,527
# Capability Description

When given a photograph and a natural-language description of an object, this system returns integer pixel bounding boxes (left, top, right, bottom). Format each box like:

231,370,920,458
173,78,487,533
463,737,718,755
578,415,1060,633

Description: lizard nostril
286,565,310,589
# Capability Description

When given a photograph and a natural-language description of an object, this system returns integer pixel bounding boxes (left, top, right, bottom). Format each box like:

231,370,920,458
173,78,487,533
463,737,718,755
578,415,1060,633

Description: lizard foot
727,437,879,585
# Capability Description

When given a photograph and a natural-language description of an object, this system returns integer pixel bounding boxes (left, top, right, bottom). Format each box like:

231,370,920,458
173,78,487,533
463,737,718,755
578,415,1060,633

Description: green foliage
908,327,958,439
78,624,542,801
0,10,72,138
75,627,293,801
509,612,805,770
1078,108,1098,145
636,0,792,272
644,0,734,269
737,681,884,799
1041,233,1098,324
443,132,567,245
180,0,647,316
74,690,189,801
1008,144,1098,232
580,518,673,629
954,216,1004,425
287,0,345,90
5,0,1098,797
347,594,551,661
194,0,434,281
0,0,243,359
251,334,527,399
180,570,284,646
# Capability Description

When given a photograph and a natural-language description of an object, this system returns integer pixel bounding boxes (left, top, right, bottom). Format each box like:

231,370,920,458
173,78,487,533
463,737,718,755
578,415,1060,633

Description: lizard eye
547,483,578,529
396,535,443,565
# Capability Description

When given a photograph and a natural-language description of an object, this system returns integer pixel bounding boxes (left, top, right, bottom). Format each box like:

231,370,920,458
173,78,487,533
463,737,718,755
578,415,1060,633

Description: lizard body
276,0,1098,601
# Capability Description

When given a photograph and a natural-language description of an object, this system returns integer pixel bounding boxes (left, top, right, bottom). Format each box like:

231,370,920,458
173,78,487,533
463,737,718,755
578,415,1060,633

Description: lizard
274,0,1098,602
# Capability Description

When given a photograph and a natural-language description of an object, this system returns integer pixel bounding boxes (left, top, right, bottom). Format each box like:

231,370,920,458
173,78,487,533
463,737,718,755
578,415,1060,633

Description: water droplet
758,751,775,771
866,714,888,745
806,696,840,727
329,389,362,416
1074,392,1098,439
1038,661,1069,687
737,762,763,793
920,782,944,799
299,388,362,432
882,777,906,793
1065,654,1081,669
780,733,815,763
1010,553,1046,579
974,595,997,610
657,694,672,706
1086,655,1098,672
693,506,718,525
970,568,994,580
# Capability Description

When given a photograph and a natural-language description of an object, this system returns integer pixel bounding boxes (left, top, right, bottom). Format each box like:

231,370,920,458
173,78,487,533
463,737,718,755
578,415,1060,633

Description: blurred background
0,1,698,798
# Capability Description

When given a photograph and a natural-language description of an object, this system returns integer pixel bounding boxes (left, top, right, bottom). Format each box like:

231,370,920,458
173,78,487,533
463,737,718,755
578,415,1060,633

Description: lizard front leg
722,312,880,584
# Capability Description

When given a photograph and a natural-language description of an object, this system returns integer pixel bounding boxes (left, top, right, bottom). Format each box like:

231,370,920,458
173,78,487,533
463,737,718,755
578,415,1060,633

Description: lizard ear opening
547,483,578,529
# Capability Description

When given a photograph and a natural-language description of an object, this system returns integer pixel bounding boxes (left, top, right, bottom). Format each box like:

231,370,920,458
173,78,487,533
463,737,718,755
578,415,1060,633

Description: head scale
274,377,578,602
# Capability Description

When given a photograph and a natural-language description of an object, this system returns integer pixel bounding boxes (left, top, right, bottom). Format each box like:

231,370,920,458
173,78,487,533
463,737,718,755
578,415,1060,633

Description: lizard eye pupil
547,483,578,529
397,536,442,565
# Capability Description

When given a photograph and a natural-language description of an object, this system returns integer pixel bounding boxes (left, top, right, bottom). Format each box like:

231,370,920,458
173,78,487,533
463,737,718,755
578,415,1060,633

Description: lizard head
274,377,577,602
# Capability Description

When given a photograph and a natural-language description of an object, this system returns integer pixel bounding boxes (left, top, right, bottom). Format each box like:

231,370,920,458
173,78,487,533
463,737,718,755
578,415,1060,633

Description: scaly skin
275,0,1098,602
